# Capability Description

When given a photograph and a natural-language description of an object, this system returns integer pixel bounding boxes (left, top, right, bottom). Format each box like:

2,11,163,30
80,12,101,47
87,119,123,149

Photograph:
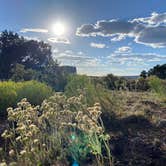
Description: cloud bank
108,46,166,66
53,50,97,65
76,12,166,48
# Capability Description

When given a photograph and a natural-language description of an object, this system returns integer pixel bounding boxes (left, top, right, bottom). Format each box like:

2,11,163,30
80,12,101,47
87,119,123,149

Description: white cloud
76,24,98,37
52,49,108,76
134,26,166,48
78,51,84,55
90,42,106,48
23,36,40,41
115,46,132,53
132,12,166,26
20,28,48,33
48,37,70,44
52,48,166,76
76,12,166,48
111,34,126,41
76,19,137,37
65,50,73,54
52,48,59,53
54,50,94,64
108,48,166,66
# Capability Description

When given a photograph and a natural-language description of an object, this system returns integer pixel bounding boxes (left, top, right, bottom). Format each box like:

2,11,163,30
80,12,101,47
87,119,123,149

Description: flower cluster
1,99,44,165
0,93,112,165
76,103,103,134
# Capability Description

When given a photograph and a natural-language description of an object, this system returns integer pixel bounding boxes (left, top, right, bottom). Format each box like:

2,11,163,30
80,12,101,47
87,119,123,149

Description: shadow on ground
102,113,166,166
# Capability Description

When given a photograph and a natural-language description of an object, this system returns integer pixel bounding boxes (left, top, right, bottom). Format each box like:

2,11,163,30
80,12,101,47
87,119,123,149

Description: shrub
0,80,53,118
148,76,166,101
65,75,119,111
65,75,123,130
103,74,127,90
11,63,38,81
136,78,150,91
1,94,112,165
10,63,69,92
65,75,99,105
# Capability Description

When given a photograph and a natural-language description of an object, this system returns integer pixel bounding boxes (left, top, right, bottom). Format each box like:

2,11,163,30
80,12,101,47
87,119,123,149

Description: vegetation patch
0,93,113,166
0,80,53,118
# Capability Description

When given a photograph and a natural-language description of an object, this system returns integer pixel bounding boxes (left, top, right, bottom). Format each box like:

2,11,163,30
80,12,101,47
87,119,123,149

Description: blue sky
0,0,166,76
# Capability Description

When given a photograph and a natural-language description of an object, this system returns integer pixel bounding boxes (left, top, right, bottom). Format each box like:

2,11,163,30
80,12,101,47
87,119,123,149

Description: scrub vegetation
0,31,165,166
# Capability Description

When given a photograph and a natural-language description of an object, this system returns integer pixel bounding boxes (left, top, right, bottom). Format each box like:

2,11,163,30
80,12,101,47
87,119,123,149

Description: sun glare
52,22,65,36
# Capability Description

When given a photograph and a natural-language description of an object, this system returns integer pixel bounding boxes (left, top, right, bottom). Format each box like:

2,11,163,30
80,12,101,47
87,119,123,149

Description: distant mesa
122,75,139,79
59,66,77,74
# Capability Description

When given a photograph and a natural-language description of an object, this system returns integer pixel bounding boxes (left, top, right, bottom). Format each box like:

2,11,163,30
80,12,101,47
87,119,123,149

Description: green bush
0,80,53,118
65,75,120,109
65,75,122,130
148,76,166,101
11,63,38,81
65,75,99,105
136,77,150,91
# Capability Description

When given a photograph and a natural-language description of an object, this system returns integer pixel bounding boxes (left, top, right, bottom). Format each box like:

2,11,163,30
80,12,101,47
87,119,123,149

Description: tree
11,63,37,81
148,64,166,79
0,30,53,79
0,30,77,91
140,70,147,79
104,74,119,90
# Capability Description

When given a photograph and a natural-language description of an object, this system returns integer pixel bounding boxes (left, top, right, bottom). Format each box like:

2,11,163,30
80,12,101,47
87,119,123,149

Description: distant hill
122,75,139,79
59,66,77,74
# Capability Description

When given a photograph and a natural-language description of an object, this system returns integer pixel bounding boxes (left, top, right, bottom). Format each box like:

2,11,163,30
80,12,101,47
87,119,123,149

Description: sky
0,0,166,76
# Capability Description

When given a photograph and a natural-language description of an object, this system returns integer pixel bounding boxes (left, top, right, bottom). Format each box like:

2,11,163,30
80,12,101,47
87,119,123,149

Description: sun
52,22,65,36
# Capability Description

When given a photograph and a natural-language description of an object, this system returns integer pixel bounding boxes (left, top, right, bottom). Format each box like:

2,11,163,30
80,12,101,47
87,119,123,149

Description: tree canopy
0,30,54,79
140,70,147,79
148,64,166,79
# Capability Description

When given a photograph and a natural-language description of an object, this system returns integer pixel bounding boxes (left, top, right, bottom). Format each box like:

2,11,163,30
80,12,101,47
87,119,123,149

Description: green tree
104,74,119,90
148,64,166,79
140,70,147,79
0,30,53,79
11,63,37,81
